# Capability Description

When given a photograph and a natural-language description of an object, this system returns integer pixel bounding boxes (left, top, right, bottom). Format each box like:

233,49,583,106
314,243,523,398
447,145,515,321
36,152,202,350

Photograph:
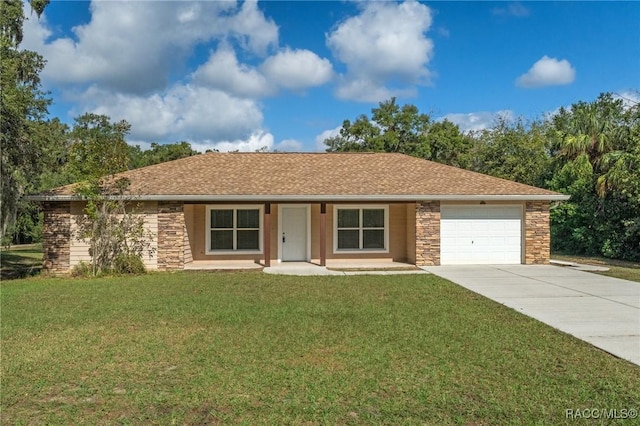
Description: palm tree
555,93,629,172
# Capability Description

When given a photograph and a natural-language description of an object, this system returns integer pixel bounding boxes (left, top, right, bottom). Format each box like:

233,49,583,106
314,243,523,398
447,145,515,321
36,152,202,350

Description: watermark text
565,408,637,420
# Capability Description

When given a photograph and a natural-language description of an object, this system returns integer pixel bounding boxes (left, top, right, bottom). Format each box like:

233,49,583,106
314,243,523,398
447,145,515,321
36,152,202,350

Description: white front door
281,206,308,261
440,205,522,265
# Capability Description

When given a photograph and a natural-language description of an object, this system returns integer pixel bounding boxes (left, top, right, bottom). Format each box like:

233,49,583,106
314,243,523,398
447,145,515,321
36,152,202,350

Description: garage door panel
505,236,521,245
440,205,522,265
473,236,491,246
490,236,509,246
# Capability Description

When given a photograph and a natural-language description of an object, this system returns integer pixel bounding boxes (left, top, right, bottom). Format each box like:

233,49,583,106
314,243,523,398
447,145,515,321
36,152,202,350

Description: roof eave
25,194,571,202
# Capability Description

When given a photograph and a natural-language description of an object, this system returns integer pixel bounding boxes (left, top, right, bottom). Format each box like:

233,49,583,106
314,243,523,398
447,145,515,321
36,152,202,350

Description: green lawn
2,272,638,424
0,244,43,280
552,253,640,283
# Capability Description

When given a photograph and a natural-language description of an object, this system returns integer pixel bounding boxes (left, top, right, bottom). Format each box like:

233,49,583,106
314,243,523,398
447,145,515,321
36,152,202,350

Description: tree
68,113,130,182
0,0,51,239
4,118,69,246
424,120,474,169
470,118,552,188
128,141,199,169
325,98,431,155
324,98,473,166
548,93,640,260
73,178,154,276
68,114,153,275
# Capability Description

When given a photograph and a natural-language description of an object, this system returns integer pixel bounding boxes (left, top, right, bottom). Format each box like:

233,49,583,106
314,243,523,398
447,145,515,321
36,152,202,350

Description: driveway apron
421,265,640,366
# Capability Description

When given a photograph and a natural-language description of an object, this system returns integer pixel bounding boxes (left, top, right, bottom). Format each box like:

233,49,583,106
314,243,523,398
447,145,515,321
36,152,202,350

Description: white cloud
315,125,343,151
261,48,333,90
441,110,514,133
22,1,278,94
19,0,301,149
228,0,279,55
542,106,563,122
335,78,416,103
326,0,434,102
492,2,530,17
192,45,273,98
275,139,304,152
78,84,265,144
191,135,304,153
613,90,640,110
201,131,275,153
193,45,332,98
516,56,576,88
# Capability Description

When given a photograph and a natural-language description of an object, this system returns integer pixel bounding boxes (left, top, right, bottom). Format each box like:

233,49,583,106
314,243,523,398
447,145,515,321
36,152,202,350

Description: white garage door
440,205,522,265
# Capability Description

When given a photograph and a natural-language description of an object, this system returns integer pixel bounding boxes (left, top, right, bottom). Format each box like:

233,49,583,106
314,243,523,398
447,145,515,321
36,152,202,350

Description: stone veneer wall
183,220,193,265
42,201,71,275
415,201,440,266
157,201,185,270
525,201,550,264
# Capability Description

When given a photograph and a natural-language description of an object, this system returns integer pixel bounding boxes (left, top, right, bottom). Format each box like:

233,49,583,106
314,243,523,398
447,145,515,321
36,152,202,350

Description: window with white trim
334,206,388,252
207,206,262,253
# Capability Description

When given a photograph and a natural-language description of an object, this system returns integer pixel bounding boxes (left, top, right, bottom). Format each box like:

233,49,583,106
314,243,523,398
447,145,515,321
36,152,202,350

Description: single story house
30,152,569,274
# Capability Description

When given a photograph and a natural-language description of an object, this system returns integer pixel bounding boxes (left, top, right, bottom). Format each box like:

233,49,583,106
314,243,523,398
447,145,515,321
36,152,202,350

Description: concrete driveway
421,265,640,366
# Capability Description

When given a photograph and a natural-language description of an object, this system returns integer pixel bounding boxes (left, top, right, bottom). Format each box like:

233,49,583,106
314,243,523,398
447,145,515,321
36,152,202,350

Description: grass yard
0,244,42,280
552,253,640,283
2,272,639,425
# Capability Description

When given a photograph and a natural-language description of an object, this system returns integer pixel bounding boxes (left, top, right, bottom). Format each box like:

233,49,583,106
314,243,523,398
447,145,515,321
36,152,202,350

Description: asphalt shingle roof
40,152,564,200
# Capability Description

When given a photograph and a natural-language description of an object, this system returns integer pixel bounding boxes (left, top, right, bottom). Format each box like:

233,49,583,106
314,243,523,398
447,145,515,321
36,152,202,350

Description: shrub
71,261,92,278
113,253,146,275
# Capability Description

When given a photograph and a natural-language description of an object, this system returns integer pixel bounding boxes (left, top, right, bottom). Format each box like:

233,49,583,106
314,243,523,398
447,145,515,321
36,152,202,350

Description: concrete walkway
421,265,640,366
264,262,428,276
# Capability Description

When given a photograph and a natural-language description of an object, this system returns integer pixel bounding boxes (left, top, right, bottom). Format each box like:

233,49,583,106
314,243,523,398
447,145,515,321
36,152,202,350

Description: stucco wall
189,204,278,262
321,203,408,261
187,203,411,263
406,203,416,264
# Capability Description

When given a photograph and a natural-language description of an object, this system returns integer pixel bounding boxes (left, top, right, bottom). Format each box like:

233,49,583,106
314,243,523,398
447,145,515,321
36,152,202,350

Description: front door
281,206,307,261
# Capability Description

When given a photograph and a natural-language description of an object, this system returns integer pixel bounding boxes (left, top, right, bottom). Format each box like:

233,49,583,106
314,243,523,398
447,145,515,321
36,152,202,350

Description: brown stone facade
525,201,550,264
415,201,440,266
42,201,71,275
157,201,186,270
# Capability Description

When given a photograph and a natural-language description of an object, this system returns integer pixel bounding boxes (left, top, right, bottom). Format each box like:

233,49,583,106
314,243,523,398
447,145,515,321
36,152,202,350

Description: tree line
3,112,201,246
325,95,640,261
2,1,638,261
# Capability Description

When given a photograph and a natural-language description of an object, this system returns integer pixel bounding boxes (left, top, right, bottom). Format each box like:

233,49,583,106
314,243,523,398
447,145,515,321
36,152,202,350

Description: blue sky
22,1,640,152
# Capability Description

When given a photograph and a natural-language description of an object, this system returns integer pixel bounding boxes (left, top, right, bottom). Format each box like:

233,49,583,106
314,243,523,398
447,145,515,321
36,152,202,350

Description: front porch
182,259,426,275
179,202,421,268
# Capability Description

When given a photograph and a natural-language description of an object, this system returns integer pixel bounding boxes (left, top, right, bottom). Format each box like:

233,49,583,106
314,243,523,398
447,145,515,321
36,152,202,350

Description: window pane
211,230,233,250
337,209,359,228
211,210,233,229
237,230,259,250
337,230,359,249
237,209,259,228
363,209,384,228
363,229,384,249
